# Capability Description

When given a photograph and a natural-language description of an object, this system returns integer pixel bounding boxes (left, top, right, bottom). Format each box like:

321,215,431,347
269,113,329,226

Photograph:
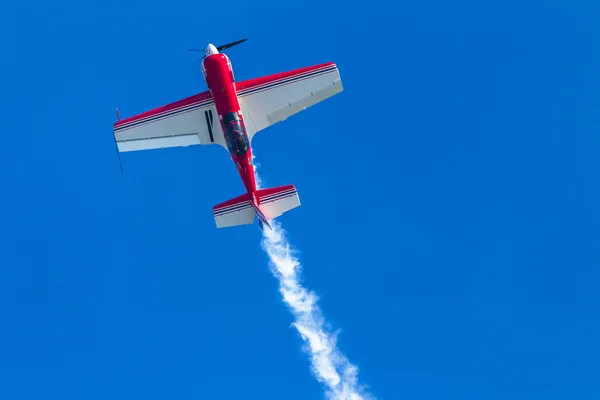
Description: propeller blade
216,38,247,51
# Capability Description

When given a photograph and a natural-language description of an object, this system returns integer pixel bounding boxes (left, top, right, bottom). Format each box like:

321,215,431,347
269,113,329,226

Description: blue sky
1,0,599,399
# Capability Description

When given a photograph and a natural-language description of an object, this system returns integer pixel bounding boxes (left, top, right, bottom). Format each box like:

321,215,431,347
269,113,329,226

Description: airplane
112,38,343,229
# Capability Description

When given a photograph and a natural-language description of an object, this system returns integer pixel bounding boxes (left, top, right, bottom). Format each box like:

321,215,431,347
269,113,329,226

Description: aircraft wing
236,62,343,141
113,90,227,152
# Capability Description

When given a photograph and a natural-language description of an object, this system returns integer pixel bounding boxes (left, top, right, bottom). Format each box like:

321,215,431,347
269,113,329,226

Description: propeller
187,49,207,62
216,38,247,51
188,38,247,61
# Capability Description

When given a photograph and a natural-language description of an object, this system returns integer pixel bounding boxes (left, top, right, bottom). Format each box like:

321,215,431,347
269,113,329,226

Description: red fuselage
201,53,257,195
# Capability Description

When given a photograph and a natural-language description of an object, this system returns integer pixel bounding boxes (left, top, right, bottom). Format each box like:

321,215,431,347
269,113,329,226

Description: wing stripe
214,201,253,216
259,189,297,203
214,205,253,217
237,64,336,94
114,98,214,133
237,66,337,98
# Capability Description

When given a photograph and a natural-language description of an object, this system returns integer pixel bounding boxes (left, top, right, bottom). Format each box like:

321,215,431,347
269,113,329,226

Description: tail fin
212,184,300,229
251,201,271,230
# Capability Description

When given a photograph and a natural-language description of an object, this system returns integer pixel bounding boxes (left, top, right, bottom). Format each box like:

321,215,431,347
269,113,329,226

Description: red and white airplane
112,39,343,229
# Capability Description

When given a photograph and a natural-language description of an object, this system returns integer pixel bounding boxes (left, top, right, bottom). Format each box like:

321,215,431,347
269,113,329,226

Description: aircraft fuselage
201,52,257,196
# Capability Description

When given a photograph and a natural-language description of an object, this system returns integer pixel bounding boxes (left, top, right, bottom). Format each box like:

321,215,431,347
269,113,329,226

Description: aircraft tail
212,184,300,229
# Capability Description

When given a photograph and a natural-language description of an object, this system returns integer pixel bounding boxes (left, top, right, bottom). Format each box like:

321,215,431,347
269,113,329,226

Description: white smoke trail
253,159,372,400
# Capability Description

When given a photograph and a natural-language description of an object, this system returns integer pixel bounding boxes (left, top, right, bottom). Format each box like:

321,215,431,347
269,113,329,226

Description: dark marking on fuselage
205,109,214,142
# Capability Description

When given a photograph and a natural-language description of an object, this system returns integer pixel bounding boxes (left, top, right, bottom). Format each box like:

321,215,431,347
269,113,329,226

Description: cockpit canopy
223,112,249,156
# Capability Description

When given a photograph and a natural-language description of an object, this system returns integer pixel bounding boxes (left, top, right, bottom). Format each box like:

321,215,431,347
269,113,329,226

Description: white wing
113,91,227,152
236,62,343,141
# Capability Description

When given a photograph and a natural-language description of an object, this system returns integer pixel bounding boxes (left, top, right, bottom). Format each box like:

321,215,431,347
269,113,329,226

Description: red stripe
114,91,212,129
236,62,336,94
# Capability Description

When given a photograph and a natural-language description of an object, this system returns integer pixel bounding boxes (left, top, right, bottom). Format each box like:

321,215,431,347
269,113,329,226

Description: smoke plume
254,161,372,400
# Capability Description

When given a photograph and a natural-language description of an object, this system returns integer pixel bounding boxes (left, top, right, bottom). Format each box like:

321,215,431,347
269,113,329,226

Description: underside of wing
113,91,227,152
236,62,343,140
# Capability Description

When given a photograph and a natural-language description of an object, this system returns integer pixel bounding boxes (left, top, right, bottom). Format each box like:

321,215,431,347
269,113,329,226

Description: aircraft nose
206,43,218,55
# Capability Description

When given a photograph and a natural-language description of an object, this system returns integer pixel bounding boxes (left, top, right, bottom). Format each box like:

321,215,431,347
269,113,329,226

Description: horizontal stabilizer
212,185,301,229
256,185,300,220
212,193,254,228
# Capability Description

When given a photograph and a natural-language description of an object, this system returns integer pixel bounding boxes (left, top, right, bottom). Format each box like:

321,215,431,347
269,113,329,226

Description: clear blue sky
1,1,599,399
